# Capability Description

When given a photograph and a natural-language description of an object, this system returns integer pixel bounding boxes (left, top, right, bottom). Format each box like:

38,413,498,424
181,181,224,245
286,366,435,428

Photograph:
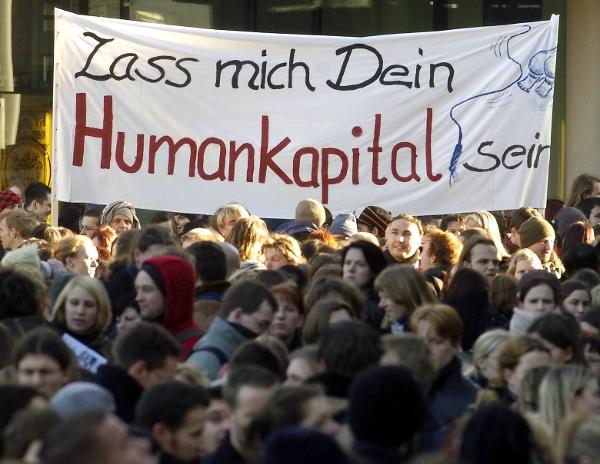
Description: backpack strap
175,327,203,343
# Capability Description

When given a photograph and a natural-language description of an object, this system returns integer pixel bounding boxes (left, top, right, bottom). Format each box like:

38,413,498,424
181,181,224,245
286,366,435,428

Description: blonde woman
539,365,600,440
211,203,249,240
262,233,302,270
506,248,543,281
51,275,113,357
54,235,99,278
467,329,510,388
227,215,269,264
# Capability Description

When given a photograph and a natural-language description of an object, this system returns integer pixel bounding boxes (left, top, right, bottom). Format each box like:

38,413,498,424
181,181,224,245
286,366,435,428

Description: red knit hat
0,190,22,213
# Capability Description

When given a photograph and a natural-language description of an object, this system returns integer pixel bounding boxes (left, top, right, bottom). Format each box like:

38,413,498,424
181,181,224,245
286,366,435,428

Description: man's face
159,407,207,462
199,399,230,456
66,243,99,278
238,300,275,336
445,220,465,237
416,319,458,371
231,386,274,451
141,356,179,390
110,213,133,234
81,215,100,238
17,354,70,399
528,237,554,265
589,206,600,227
31,193,52,223
464,243,499,282
0,218,17,250
384,219,421,262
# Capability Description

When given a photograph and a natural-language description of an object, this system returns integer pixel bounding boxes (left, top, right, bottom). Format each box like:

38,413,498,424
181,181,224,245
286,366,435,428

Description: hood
143,255,196,335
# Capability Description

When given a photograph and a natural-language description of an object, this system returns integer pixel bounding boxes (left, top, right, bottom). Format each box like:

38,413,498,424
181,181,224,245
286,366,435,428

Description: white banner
53,9,559,217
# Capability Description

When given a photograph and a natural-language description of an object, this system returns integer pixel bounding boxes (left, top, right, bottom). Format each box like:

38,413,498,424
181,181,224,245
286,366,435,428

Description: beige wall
566,0,600,193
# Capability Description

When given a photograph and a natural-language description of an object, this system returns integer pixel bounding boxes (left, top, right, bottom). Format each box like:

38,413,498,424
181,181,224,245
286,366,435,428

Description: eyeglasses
80,225,98,232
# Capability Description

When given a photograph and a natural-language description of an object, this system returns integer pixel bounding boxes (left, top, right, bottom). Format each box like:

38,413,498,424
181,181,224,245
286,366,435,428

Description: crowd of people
0,173,600,464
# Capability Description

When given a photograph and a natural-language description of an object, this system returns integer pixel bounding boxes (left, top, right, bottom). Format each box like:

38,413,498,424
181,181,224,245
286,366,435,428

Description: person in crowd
560,413,600,463
51,275,113,357
186,241,230,332
227,216,269,266
285,345,319,386
199,386,231,457
51,381,116,419
505,207,539,253
15,328,73,399
228,340,285,381
262,234,302,270
103,228,141,310
80,207,102,238
96,322,180,423
132,225,177,269
100,200,141,235
356,205,392,243
518,215,565,278
440,213,466,238
260,427,348,464
249,385,340,448
188,280,277,380
419,226,462,295
554,206,588,243
463,210,510,259
506,248,543,281
443,268,507,351
561,279,592,322
562,244,600,278
566,173,600,208
457,235,500,284
268,284,304,351
39,411,157,464
150,211,176,237
467,329,510,388
91,224,117,278
54,234,99,278
478,334,550,405
539,365,600,441
489,274,518,321
411,304,478,426
211,204,249,240
135,254,202,359
383,213,423,267
559,221,595,259
136,381,210,464
580,196,600,228
348,365,425,463
0,266,46,335
302,299,356,344
374,264,437,334
0,209,38,251
304,277,363,317
460,403,539,464
181,228,224,247
293,198,326,229
205,366,279,464
528,313,583,366
317,320,382,388
510,269,561,334
341,240,387,328
23,182,51,223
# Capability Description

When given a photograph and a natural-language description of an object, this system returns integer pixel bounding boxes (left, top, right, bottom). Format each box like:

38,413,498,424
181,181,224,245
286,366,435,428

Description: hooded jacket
143,255,202,359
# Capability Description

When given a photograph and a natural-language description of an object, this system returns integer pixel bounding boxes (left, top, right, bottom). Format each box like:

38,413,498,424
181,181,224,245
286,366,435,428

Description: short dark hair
229,341,284,380
136,381,209,431
223,366,279,409
39,411,108,464
0,268,41,319
562,244,600,277
186,241,226,283
459,236,496,267
317,320,381,379
113,322,180,370
83,208,102,220
527,313,583,363
23,182,50,208
517,270,561,304
135,224,176,254
340,240,387,286
219,280,277,319
15,328,73,371
580,196,600,219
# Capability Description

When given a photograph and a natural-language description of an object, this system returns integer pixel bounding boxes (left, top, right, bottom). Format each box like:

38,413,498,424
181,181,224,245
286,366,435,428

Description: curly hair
424,227,462,269
262,234,302,266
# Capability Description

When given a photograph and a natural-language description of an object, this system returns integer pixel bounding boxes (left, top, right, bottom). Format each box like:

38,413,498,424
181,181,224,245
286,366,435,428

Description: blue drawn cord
447,25,532,184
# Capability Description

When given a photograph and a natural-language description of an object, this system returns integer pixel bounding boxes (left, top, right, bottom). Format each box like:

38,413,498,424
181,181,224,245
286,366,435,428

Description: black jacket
95,363,143,423
204,433,247,464
428,356,478,426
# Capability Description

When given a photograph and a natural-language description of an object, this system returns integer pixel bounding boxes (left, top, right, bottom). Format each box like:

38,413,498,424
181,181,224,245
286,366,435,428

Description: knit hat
329,213,357,238
357,206,392,236
50,382,115,419
0,190,21,213
261,427,349,464
554,206,586,238
100,200,140,229
295,199,326,228
348,365,425,449
518,216,555,249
